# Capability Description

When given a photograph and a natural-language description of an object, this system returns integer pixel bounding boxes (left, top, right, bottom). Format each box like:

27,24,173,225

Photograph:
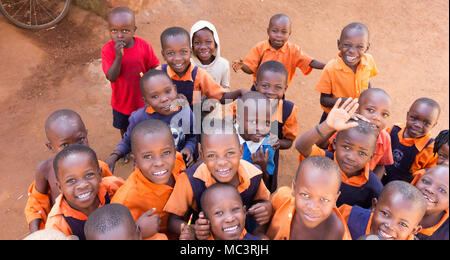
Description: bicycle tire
0,0,71,30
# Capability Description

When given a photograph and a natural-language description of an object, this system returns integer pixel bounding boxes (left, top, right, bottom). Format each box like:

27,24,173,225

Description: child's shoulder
35,157,54,180
326,208,347,239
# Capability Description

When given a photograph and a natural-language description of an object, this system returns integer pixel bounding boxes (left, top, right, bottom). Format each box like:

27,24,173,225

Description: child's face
132,131,176,186
56,152,101,212
267,17,291,50
333,129,376,176
437,143,449,166
192,28,216,65
240,102,271,143
405,102,439,139
162,35,192,76
357,92,391,132
255,70,287,100
142,75,178,116
46,119,88,154
204,188,246,240
108,13,136,48
201,133,242,184
415,166,449,215
370,190,424,240
292,162,341,228
338,28,369,69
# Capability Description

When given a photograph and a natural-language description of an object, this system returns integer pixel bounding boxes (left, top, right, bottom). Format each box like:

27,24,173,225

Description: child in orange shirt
45,144,124,240
383,98,440,184
84,203,168,240
339,180,427,240
434,130,449,166
315,22,378,123
180,183,261,240
319,88,394,179
111,119,186,238
266,155,351,240
24,109,113,233
295,98,383,209
233,14,325,89
164,121,272,239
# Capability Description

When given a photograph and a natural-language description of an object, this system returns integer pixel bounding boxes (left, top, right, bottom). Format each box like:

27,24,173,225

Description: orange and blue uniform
383,124,437,184
266,186,351,240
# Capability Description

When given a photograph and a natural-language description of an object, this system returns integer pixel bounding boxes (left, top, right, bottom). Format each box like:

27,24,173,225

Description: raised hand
325,98,360,131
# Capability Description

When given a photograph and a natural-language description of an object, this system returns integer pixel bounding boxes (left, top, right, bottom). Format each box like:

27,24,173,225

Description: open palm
326,98,360,131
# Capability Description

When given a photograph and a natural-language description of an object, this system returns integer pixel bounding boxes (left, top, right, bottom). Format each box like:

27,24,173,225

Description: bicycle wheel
0,0,71,30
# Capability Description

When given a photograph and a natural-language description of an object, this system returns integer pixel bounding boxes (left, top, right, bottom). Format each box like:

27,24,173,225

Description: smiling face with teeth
162,34,192,78
131,129,176,186
337,27,370,72
415,166,449,215
55,151,102,216
201,184,246,240
141,73,178,116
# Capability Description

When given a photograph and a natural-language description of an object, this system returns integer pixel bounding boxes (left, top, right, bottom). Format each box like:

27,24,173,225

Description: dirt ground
0,0,448,240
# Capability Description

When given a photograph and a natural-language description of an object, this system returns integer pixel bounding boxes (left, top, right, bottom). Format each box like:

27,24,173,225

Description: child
315,22,378,123
45,144,124,240
23,229,79,240
164,121,272,239
101,6,159,138
158,27,248,109
383,97,440,184
434,129,448,166
105,69,197,171
339,180,427,240
233,14,325,89
84,203,168,240
111,120,186,238
190,20,230,89
25,109,113,233
180,183,260,240
320,88,394,179
236,91,276,192
411,165,449,240
295,98,383,209
266,155,351,240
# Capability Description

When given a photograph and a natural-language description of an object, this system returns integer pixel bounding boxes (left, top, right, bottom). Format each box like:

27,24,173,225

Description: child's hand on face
232,59,244,72
325,98,360,131
114,40,126,57
179,223,196,240
136,208,161,239
181,148,194,168
194,211,211,240
251,148,269,171
247,201,273,225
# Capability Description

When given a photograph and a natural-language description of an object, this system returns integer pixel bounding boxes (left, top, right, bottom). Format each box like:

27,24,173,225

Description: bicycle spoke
36,0,56,21
9,0,29,18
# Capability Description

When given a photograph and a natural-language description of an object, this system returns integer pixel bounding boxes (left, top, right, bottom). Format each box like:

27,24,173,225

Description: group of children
23,7,448,240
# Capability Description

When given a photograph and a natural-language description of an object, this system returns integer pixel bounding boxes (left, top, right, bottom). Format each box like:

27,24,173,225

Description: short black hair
53,144,99,181
256,60,288,84
44,109,85,138
200,119,239,148
295,155,342,183
140,69,173,97
434,129,449,155
379,180,427,217
84,203,136,240
340,22,370,41
109,6,135,18
410,97,441,116
359,88,391,104
160,26,190,49
336,119,378,153
200,183,242,219
268,14,291,28
130,119,174,152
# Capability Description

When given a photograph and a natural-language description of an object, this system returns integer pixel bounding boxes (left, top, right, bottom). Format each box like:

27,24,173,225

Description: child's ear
337,39,341,49
291,180,296,196
56,180,62,194
243,205,247,215
411,225,423,236
371,198,378,211
239,144,244,158
45,142,54,152
365,42,370,53
130,153,136,163
331,138,337,151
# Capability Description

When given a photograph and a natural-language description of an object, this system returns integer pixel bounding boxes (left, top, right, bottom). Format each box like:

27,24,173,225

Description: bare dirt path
0,0,448,239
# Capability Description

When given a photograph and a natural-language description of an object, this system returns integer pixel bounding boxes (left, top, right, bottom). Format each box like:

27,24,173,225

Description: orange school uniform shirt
157,63,227,104
24,160,114,229
45,176,124,237
328,129,394,170
266,186,351,240
387,123,437,173
243,40,313,85
111,152,186,235
315,53,379,113
164,160,270,217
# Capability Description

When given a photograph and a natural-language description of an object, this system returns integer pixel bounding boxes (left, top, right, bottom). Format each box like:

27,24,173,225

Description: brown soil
0,0,448,239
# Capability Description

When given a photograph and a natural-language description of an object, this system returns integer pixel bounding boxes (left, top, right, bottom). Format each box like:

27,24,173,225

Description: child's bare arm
232,59,253,74
34,159,51,195
319,93,350,109
220,89,249,104
309,59,326,70
106,41,126,82
295,98,359,157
